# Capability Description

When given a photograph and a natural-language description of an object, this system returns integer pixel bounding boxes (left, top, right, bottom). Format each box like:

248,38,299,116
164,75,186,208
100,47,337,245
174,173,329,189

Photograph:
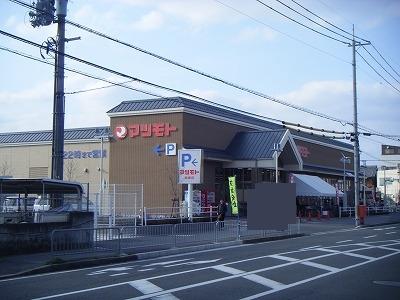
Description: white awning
292,174,343,197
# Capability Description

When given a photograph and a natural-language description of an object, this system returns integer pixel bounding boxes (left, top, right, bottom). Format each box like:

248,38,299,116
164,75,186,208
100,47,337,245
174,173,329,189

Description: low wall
0,212,93,255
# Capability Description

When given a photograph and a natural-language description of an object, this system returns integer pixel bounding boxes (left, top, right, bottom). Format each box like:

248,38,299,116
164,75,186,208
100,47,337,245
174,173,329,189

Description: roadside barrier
50,220,301,256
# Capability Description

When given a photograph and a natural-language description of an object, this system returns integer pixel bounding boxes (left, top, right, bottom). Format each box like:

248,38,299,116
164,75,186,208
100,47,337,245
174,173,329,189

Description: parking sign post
178,149,203,221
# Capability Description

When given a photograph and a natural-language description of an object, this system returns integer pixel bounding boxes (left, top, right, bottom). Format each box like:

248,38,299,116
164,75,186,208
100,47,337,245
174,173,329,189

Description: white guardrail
339,206,399,217
51,220,301,256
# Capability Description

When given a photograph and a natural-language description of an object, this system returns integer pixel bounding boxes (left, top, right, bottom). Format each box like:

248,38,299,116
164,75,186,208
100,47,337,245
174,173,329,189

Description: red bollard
307,211,311,221
317,210,321,221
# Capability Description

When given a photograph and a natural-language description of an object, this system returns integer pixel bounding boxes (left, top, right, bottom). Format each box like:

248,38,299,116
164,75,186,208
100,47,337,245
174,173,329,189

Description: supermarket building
0,97,354,209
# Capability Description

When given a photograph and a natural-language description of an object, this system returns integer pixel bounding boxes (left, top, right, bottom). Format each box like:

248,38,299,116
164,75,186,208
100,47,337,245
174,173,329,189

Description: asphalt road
1,224,399,300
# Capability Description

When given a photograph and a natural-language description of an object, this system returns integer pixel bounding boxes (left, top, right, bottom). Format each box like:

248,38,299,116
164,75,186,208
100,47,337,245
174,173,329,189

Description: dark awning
0,178,83,195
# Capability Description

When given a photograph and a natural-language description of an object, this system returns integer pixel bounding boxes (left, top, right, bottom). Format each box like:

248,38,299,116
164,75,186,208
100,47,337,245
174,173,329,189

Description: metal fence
143,206,218,225
50,220,301,256
339,206,398,217
91,184,144,227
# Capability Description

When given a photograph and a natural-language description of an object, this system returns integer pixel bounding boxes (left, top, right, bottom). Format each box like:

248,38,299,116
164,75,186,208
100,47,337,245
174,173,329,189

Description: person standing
217,199,227,227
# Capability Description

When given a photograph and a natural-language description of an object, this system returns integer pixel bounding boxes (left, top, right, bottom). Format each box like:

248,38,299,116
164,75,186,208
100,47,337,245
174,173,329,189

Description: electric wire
273,0,354,42
7,0,399,143
289,0,369,43
356,50,400,95
254,0,350,45
214,0,350,64
371,43,400,79
0,45,164,98
65,80,136,95
8,0,352,125
0,36,286,126
361,46,400,86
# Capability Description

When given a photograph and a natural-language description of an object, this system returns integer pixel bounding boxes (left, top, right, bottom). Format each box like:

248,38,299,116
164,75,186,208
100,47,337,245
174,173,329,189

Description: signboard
178,149,203,184
115,123,177,140
228,176,238,215
165,143,177,156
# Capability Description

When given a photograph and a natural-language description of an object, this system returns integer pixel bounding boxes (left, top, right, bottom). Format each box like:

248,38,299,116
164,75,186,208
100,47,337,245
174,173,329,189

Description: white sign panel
178,149,203,184
165,143,177,156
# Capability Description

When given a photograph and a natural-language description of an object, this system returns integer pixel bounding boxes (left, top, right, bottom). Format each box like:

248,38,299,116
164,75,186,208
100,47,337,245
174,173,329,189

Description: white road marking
243,274,285,289
269,255,299,262
110,273,129,277
165,259,221,268
373,281,400,287
129,280,179,300
213,265,243,275
385,232,397,235
88,267,134,276
143,259,192,267
301,245,322,250
335,240,353,244
363,235,377,239
373,226,396,231
343,252,374,260
31,240,400,300
301,261,340,272
138,269,155,272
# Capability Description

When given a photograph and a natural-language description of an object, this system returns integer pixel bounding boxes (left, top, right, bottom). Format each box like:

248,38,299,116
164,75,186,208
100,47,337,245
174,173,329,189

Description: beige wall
0,141,109,189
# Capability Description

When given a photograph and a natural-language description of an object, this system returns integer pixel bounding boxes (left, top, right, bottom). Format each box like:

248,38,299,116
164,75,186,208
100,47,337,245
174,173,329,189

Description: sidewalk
1,212,399,280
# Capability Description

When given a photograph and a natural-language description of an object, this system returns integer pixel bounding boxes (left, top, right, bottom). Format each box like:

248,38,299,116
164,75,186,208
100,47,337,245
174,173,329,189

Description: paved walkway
1,213,399,280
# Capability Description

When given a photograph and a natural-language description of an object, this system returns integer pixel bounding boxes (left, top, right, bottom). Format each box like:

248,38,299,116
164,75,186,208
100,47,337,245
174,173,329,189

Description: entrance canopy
292,174,342,197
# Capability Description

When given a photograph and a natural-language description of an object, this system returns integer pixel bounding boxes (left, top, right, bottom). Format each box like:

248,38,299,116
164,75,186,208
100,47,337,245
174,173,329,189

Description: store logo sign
115,125,128,140
114,123,177,140
297,145,311,158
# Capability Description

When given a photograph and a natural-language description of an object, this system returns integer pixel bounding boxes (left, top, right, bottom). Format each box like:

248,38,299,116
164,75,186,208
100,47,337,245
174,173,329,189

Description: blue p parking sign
178,149,203,184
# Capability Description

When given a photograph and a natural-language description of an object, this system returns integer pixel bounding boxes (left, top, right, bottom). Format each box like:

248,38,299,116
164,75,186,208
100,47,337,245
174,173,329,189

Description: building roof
108,97,352,150
108,97,283,130
226,130,287,160
0,127,110,144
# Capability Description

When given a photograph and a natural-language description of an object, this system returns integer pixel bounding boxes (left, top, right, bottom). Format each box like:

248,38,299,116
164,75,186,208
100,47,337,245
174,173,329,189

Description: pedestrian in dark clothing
217,199,227,228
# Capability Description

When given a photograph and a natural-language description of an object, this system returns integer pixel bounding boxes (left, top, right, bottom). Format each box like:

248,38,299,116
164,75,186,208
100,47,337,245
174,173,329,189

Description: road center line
335,240,353,244
363,235,377,239
385,232,397,235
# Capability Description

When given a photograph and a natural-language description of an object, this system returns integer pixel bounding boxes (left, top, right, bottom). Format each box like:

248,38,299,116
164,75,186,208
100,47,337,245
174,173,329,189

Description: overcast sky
0,0,399,166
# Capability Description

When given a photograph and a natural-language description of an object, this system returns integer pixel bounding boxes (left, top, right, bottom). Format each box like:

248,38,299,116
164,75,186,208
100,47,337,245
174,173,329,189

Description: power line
289,0,369,43
65,80,136,95
371,44,400,80
362,46,400,86
0,45,164,98
254,0,350,45
0,37,285,126
356,49,400,95
273,0,353,42
214,0,350,64
8,0,353,125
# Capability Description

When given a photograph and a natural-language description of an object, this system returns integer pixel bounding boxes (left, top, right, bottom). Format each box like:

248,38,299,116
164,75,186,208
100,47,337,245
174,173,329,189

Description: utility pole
51,0,68,180
273,143,281,183
351,26,370,227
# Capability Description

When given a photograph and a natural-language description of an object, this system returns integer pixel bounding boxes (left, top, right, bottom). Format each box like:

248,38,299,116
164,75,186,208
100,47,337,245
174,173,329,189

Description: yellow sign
228,176,238,215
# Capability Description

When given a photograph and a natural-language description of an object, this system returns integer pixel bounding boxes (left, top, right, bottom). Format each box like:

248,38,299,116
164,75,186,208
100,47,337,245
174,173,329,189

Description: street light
95,128,110,192
273,143,282,183
340,153,351,208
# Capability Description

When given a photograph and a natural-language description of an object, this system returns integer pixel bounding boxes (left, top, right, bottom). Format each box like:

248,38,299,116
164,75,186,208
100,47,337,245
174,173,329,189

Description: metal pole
100,137,104,191
352,25,360,227
343,158,346,207
383,167,386,206
51,0,68,180
363,160,366,206
188,184,193,221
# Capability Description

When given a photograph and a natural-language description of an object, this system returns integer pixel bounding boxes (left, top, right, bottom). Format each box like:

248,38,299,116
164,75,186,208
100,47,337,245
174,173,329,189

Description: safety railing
51,220,300,256
339,206,395,218
143,206,218,225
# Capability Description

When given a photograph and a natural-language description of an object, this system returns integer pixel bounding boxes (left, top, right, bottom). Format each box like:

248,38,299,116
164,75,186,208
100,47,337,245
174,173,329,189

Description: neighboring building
377,145,400,204
0,127,110,190
0,97,356,210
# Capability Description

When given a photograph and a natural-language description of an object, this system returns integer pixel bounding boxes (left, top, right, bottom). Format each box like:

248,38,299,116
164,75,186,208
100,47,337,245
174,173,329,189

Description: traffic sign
178,149,203,184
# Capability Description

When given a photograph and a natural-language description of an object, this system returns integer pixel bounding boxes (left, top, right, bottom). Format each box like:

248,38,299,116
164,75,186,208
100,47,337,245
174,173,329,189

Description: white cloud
131,11,165,31
235,27,278,43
